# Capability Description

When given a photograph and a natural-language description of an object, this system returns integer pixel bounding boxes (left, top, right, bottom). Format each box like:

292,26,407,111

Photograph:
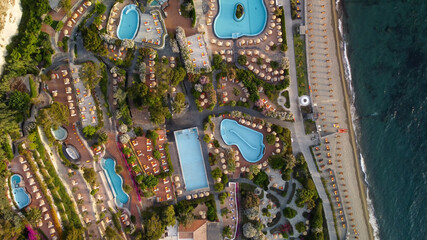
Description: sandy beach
0,0,22,74
304,0,374,239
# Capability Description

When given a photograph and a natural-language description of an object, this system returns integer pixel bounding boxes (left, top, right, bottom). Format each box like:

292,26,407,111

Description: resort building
178,219,208,240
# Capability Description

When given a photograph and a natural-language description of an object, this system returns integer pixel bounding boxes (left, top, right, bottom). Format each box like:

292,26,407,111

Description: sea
337,0,427,239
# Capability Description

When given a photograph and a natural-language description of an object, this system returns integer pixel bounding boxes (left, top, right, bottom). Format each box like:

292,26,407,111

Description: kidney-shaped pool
220,119,265,162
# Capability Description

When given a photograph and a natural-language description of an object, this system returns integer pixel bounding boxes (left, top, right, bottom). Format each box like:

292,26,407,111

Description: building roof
178,220,207,240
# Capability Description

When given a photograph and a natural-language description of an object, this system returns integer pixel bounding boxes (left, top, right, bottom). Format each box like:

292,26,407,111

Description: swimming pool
174,128,209,191
214,0,267,39
10,174,31,209
220,119,265,162
51,126,68,141
102,158,129,206
117,4,140,40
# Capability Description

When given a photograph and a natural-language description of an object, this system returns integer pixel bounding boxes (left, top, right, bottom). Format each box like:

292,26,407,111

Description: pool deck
210,115,283,179
204,0,288,83
8,156,60,239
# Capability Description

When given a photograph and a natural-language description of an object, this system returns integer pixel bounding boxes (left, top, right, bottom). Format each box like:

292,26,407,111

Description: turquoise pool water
11,174,31,209
102,158,129,206
117,4,140,40
174,128,209,191
214,0,267,39
220,119,265,162
51,126,67,141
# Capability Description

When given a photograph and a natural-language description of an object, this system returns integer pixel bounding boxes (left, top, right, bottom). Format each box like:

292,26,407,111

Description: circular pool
51,126,68,141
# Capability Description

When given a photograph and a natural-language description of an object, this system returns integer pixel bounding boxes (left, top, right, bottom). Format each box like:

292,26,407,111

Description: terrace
8,156,59,239
106,2,167,48
205,0,288,83
125,130,175,202
187,34,211,71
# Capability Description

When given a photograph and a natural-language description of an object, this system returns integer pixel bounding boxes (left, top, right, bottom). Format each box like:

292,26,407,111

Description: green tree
295,221,306,233
268,154,285,170
172,67,186,86
8,90,30,111
175,203,195,227
212,54,223,69
172,92,186,114
79,62,101,90
237,55,247,66
162,205,176,226
37,102,69,129
144,213,165,240
98,131,108,144
222,226,232,238
153,150,161,160
283,207,297,219
214,182,224,192
211,168,222,179
253,171,269,189
266,134,276,145
81,24,107,55
83,167,97,185
115,164,123,173
94,2,107,14
60,0,71,13
243,192,260,209
83,125,97,138
25,207,42,226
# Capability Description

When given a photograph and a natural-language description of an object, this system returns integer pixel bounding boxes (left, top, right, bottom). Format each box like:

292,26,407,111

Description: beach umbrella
222,164,227,169
240,39,245,46
241,119,246,124
270,0,274,4
277,25,281,30
248,65,254,70
246,50,252,56
265,45,270,51
267,67,273,72
86,1,92,6
269,41,275,46
254,69,260,74
276,18,281,23
220,49,225,55
64,29,69,35
260,73,265,78
177,189,182,195
225,41,231,47
236,162,240,167
208,143,212,148
276,148,281,153
254,50,259,56
266,58,271,63
261,64,267,69
260,53,266,59
73,13,78,19
239,50,245,55
267,29,273,35
252,123,256,128
266,75,272,81
227,57,232,62
275,143,280,147
272,15,277,20
67,21,72,27
224,170,229,174
217,41,223,46
273,70,279,75
235,156,240,161
256,38,261,44
176,182,181,188
67,95,72,101
249,39,254,45
223,97,228,102
263,35,268,41
215,148,220,154
270,23,276,28
221,158,226,163
278,38,283,43
276,137,280,142
251,57,257,63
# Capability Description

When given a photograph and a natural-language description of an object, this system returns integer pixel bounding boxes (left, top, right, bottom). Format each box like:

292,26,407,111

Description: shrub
295,221,305,233
203,134,210,143
214,182,224,192
283,207,297,219
266,134,276,145
237,55,247,66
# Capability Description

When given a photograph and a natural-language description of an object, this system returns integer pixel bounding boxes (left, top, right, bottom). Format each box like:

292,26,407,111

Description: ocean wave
335,0,380,239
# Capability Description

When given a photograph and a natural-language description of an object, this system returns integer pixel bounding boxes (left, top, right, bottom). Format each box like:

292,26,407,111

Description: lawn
293,35,309,96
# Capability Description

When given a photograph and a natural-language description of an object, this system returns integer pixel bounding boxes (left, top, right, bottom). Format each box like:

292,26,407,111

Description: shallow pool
174,128,209,191
51,126,68,141
102,158,129,206
214,0,267,38
220,119,265,162
117,4,140,40
11,174,31,209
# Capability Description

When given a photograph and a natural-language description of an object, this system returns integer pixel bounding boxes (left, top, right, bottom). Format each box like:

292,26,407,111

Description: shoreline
329,0,375,239
0,0,22,74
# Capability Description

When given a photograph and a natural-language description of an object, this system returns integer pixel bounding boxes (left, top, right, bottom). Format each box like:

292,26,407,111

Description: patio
187,33,211,71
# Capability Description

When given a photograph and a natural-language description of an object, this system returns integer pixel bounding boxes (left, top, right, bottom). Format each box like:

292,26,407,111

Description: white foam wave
335,0,380,239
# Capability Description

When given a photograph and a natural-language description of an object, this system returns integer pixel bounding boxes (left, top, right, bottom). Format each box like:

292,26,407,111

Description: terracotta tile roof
178,219,207,240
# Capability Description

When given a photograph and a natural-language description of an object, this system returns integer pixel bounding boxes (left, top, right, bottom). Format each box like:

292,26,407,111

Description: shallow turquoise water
117,4,139,40
343,0,427,238
51,126,67,141
103,158,129,205
214,0,267,38
220,119,265,162
174,128,208,191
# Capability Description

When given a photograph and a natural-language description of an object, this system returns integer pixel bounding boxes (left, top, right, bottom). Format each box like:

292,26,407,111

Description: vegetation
83,167,97,185
296,221,306,233
237,55,247,66
236,4,244,19
180,0,196,27
253,170,270,190
223,226,233,238
81,24,107,55
266,134,276,145
294,35,309,96
283,207,297,219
